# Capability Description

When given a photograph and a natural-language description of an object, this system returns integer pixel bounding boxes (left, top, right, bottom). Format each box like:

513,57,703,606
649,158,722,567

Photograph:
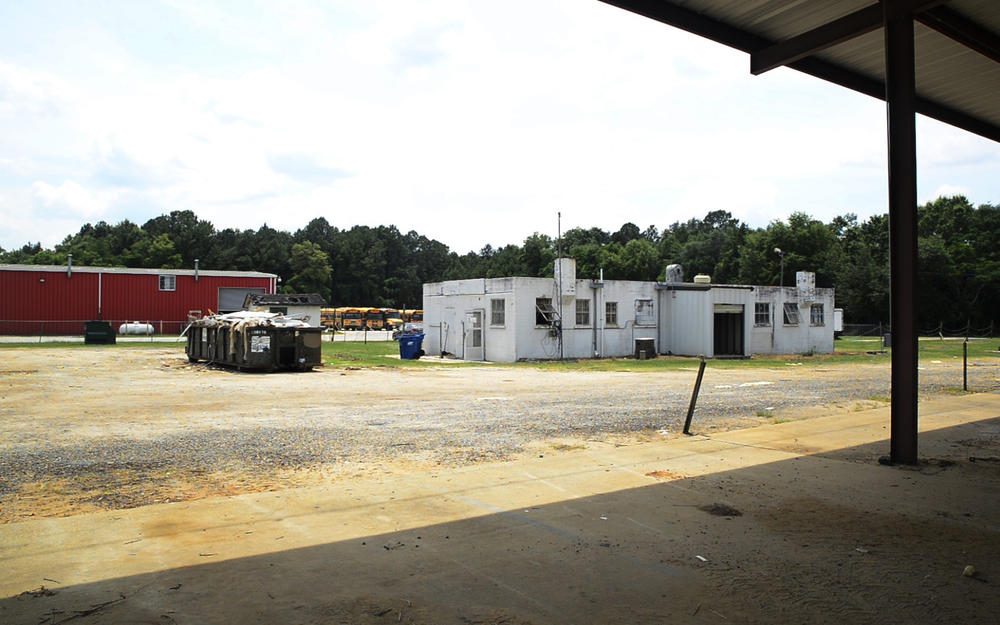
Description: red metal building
0,263,277,335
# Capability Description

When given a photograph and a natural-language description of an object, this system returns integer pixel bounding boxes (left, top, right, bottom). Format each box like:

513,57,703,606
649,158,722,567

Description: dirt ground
1,347,999,624
1,347,997,523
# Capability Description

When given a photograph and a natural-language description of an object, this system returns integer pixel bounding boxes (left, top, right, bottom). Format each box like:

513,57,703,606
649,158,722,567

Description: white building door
464,309,485,361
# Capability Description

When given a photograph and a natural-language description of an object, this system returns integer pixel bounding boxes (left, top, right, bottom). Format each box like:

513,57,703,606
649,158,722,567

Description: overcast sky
2,0,998,255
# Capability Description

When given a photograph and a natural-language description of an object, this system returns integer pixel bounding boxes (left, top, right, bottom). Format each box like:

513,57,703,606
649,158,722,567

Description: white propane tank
119,322,154,335
693,274,711,284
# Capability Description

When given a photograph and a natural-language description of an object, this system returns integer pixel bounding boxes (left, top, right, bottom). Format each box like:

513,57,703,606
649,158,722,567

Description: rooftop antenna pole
557,211,563,361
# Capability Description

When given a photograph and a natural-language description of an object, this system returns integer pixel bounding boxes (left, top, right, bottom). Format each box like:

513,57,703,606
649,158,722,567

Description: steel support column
884,1,919,465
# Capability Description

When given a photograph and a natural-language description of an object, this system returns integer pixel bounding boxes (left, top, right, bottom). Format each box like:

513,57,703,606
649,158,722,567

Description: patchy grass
4,334,996,372
321,340,477,369
868,395,892,403
835,336,1000,360
916,337,999,359
756,410,774,418
0,341,183,349
549,443,587,452
517,348,893,371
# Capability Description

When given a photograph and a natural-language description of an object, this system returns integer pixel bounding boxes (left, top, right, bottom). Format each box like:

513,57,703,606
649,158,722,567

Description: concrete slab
2,394,998,624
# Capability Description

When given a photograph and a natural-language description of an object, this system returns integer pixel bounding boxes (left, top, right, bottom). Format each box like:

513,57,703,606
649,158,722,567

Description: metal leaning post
683,355,708,435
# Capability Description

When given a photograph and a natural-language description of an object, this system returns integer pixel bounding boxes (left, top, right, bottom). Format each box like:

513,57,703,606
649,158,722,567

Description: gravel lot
1,347,998,522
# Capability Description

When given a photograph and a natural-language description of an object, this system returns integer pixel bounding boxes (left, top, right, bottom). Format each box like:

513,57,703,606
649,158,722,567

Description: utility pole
557,211,564,361
774,247,784,287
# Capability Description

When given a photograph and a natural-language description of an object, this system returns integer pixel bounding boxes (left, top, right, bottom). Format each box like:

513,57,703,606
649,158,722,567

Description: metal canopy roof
599,0,1000,464
600,0,1000,142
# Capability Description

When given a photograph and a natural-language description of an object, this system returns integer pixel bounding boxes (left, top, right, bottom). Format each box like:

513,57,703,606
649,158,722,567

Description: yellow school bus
382,308,404,331
363,307,385,330
320,308,338,330
338,307,366,331
404,309,423,324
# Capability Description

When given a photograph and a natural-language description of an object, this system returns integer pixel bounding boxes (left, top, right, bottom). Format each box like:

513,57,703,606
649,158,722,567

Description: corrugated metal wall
99,274,272,320
665,290,713,357
0,268,273,334
1,270,100,323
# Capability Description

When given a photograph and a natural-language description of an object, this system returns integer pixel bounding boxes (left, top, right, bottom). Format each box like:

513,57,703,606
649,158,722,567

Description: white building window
635,299,655,326
159,275,176,291
605,301,618,326
811,303,825,326
754,302,771,327
782,302,800,325
575,299,590,326
490,298,505,326
535,297,556,325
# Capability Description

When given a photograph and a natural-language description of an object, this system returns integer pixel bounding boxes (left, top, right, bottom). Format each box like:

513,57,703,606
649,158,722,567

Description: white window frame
535,297,555,326
490,298,505,327
810,303,825,326
634,299,655,326
158,274,176,292
754,302,771,327
782,302,800,326
575,299,590,326
605,301,618,326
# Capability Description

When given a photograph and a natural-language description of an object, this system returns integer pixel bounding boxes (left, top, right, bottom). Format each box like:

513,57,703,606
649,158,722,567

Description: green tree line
2,196,996,327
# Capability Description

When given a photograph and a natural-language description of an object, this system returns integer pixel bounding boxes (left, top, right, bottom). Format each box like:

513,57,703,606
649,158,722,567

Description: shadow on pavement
2,416,999,625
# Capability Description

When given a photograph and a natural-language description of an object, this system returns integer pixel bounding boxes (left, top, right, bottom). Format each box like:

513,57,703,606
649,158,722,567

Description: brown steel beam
751,1,947,75
918,5,1000,64
598,1,1000,143
884,0,919,465
751,4,884,75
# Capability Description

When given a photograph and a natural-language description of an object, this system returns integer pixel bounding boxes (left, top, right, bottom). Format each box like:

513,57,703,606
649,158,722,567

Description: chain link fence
842,321,995,338
4,320,991,343
0,320,190,342
0,320,400,343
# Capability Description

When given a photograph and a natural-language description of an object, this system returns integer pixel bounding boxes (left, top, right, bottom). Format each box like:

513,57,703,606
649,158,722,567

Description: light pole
774,247,784,287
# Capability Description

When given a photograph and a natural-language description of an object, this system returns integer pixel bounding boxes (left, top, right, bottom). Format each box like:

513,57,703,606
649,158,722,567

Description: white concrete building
423,259,834,362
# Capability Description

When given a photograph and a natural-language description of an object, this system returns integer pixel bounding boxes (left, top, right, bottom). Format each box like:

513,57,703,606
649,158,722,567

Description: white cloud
0,61,76,118
0,156,33,177
0,0,998,254
922,184,971,204
918,116,1000,168
31,180,112,218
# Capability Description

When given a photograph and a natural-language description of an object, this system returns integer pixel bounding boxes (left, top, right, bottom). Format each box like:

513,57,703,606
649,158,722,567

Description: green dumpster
84,321,116,345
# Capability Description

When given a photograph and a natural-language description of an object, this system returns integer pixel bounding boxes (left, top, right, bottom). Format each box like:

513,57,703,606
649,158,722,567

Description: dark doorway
713,308,744,357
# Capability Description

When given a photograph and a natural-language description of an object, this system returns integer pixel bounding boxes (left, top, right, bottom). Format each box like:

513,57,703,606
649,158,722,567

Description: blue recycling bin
398,333,425,360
